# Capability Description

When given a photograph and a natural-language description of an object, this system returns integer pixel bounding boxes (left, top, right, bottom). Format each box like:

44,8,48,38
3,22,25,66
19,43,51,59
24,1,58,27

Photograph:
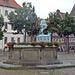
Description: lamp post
23,25,26,43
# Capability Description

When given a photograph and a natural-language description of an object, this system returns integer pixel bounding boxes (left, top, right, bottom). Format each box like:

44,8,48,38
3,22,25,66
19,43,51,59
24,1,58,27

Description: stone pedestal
5,45,61,65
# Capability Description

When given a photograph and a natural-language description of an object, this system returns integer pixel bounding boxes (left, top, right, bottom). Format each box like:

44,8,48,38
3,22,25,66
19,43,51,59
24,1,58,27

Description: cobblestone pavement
57,51,75,63
0,51,75,75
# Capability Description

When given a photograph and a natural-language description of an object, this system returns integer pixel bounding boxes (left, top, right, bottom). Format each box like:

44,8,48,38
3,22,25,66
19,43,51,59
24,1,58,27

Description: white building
0,0,24,49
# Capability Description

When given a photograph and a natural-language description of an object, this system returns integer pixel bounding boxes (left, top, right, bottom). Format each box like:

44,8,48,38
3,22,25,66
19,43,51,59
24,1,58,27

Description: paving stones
0,51,75,75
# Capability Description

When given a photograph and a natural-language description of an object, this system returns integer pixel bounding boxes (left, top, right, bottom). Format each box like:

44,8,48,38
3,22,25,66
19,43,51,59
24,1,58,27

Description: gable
71,4,75,16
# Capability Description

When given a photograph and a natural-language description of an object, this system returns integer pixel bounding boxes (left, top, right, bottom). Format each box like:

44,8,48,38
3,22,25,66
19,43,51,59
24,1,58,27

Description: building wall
52,32,75,50
0,6,24,50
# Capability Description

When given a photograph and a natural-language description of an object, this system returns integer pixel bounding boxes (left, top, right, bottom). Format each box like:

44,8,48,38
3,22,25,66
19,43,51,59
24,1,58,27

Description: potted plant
30,42,37,46
7,42,16,48
38,41,46,48
46,42,53,46
52,41,60,47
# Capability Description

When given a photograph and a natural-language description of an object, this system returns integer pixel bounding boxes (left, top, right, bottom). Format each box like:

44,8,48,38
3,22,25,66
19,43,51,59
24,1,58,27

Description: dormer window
6,0,8,4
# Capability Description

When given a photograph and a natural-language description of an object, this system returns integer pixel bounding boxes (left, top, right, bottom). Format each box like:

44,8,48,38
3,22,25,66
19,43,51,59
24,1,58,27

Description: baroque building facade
37,19,51,42
0,0,24,49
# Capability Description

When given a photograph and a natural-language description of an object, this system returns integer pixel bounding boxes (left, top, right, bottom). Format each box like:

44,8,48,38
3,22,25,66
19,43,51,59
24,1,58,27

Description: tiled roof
71,4,75,16
0,0,22,8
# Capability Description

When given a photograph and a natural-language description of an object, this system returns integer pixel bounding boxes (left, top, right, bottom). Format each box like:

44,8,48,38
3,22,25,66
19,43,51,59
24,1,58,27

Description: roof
38,18,49,25
0,0,22,8
71,4,75,16
56,9,65,19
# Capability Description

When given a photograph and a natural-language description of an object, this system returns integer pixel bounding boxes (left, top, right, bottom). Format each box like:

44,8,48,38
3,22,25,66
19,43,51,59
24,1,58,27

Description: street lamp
23,25,26,43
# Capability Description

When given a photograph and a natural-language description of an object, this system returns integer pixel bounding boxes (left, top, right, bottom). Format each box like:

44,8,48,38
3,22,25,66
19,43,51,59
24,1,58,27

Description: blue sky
15,0,75,19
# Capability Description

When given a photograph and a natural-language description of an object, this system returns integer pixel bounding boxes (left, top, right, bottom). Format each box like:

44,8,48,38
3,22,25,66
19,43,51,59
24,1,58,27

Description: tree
0,15,4,40
58,12,75,54
44,12,75,54
8,2,40,42
43,12,61,41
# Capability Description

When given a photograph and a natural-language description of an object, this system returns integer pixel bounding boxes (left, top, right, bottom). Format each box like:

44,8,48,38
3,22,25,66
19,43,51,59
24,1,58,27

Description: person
61,47,63,52
57,47,60,52
3,47,5,52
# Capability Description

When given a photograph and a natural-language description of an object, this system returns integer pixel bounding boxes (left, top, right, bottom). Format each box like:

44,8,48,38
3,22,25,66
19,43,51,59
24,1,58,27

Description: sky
15,0,75,19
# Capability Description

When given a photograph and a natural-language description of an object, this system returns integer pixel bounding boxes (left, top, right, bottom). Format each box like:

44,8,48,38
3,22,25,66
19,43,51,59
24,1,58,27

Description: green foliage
30,42,37,46
46,12,61,33
0,29,3,40
17,42,30,45
8,2,40,42
7,42,16,48
11,42,16,45
45,12,75,38
43,12,61,35
46,42,53,46
43,12,61,41
0,15,4,40
8,2,40,34
38,42,46,48
59,12,75,36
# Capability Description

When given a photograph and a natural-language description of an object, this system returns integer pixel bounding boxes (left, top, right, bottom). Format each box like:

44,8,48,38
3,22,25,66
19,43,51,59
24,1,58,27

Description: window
52,39,55,41
40,37,42,41
59,39,61,43
4,37,7,44
38,37,39,41
44,37,46,40
47,36,49,40
5,22,8,29
11,37,14,42
56,39,58,42
61,38,64,43
69,38,73,43
5,10,8,16
17,37,20,43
